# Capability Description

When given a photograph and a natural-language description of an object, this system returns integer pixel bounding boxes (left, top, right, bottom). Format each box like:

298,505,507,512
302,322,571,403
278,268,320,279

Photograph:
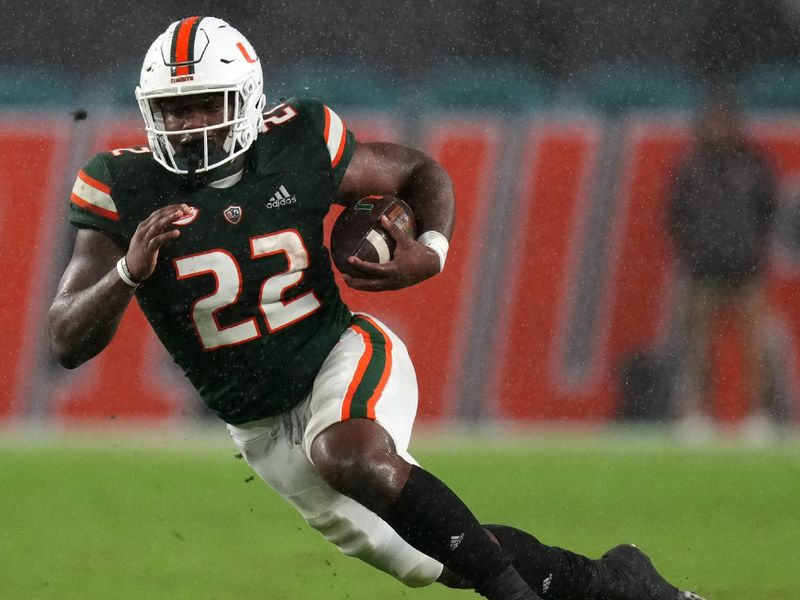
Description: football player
48,16,705,600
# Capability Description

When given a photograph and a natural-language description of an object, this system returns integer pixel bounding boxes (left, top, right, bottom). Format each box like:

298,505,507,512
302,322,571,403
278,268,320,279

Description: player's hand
343,215,440,291
126,204,193,281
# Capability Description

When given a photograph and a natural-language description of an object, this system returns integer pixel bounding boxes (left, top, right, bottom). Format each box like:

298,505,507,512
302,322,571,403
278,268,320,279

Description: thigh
303,312,419,464
226,416,323,505
226,412,441,587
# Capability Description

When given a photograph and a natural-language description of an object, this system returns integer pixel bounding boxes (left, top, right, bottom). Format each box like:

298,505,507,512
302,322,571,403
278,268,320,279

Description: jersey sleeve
287,97,356,190
68,153,125,245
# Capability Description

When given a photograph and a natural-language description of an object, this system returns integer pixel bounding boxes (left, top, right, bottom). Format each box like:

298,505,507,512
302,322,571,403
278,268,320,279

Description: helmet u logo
236,42,257,64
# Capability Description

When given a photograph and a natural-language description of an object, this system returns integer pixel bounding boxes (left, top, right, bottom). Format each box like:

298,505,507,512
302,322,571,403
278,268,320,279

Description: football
331,195,416,276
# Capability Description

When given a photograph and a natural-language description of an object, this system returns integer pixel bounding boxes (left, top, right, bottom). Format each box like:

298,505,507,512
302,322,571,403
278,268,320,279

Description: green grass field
2,426,799,599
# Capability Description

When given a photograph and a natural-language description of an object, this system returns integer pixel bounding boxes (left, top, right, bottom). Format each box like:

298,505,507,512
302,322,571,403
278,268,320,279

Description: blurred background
5,0,800,110
4,0,800,438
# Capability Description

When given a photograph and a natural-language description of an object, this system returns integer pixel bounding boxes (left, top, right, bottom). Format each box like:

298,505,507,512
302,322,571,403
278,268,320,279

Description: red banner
0,116,71,419
3,111,799,424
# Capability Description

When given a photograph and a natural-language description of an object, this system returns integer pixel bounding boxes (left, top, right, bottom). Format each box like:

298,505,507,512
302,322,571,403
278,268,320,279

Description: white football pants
226,313,444,587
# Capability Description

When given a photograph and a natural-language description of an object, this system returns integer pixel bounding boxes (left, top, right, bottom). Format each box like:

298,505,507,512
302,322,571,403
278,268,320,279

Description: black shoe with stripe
598,544,707,600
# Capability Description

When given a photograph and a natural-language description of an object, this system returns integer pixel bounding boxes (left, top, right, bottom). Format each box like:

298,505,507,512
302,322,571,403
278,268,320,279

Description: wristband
417,230,449,272
116,257,141,288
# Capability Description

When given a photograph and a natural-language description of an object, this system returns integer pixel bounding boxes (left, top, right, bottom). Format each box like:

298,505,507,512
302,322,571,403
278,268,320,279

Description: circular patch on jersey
173,206,199,226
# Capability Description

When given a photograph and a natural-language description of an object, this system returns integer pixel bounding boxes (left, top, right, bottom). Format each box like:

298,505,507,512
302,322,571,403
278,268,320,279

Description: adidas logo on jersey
266,185,297,209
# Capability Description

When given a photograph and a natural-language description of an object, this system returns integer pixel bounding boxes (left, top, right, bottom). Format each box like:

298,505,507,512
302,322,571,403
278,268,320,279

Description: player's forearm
47,270,136,369
401,159,455,240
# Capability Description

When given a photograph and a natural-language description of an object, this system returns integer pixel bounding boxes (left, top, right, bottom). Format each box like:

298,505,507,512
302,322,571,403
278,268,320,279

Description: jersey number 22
173,229,321,351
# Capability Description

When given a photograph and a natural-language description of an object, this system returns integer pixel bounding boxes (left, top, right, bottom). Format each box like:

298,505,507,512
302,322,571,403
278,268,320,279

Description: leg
311,418,539,599
484,525,707,600
227,413,443,588
732,280,771,417
482,525,600,599
684,282,717,418
306,313,538,599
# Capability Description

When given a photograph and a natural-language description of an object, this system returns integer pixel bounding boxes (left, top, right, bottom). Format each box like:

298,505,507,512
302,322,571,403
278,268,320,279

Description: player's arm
48,229,132,368
48,204,193,368
336,141,455,291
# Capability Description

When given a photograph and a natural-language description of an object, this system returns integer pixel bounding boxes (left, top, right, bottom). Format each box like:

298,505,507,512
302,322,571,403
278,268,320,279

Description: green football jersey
68,98,356,424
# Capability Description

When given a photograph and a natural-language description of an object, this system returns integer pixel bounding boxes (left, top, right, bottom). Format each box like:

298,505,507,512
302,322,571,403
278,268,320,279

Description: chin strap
186,162,200,188
181,138,205,189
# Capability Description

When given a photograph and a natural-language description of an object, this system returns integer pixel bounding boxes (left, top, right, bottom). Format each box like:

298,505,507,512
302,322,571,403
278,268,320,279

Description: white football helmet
135,16,266,175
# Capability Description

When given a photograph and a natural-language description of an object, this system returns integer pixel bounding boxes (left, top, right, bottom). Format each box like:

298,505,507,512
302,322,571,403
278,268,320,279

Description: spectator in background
668,94,777,440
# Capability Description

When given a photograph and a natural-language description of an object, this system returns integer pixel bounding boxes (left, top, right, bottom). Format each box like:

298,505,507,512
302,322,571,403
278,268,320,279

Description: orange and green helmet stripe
170,16,202,77
341,315,393,420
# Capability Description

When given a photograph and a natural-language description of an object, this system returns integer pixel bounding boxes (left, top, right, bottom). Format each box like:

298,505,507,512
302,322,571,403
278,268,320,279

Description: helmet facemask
139,87,255,175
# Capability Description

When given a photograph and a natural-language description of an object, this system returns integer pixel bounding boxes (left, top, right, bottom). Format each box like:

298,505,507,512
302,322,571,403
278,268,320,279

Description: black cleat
598,544,707,600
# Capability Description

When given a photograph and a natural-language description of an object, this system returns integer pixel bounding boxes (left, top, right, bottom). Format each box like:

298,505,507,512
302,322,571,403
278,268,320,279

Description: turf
1,427,798,599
